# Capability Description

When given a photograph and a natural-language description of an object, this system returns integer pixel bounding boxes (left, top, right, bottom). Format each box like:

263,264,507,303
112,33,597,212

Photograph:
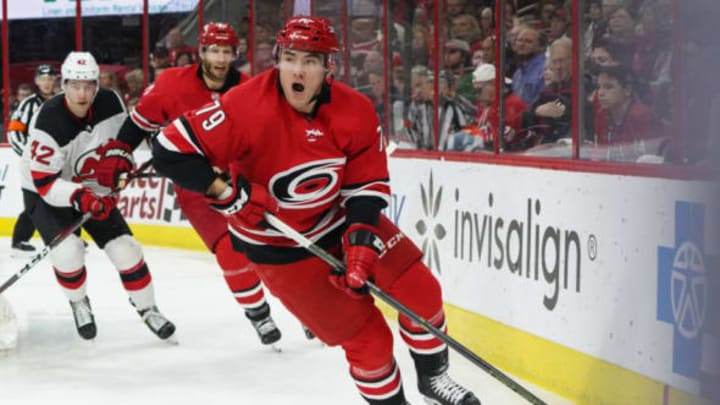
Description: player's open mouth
292,83,304,92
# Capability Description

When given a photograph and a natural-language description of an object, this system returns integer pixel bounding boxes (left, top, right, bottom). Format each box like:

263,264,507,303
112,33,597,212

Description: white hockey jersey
20,88,127,207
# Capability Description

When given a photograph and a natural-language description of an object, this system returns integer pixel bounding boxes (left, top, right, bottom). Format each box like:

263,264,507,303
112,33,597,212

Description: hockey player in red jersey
20,51,175,341
92,22,281,346
151,16,480,405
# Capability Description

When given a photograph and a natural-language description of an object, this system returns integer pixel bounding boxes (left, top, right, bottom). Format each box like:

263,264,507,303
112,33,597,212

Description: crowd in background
3,0,718,166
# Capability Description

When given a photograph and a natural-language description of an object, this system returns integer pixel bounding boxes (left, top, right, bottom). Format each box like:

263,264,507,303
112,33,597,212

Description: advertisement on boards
387,158,718,394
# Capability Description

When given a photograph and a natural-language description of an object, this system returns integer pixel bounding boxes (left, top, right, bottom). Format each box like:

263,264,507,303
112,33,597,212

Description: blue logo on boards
657,201,708,379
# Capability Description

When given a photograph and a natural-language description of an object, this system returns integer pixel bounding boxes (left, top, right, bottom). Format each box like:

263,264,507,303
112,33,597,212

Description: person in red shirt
447,63,527,151
593,65,658,161
151,16,480,405
92,22,283,347
165,28,197,66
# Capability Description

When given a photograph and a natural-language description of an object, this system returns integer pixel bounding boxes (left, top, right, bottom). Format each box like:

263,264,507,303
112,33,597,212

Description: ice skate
137,305,176,341
246,303,281,351
302,324,316,340
69,296,96,340
418,371,481,405
11,241,36,258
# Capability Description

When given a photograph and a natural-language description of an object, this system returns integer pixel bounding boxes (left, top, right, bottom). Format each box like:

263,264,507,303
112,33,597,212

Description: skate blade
270,343,282,353
163,334,179,345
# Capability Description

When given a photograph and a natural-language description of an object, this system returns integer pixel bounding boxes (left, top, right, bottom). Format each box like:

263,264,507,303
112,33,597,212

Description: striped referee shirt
7,93,51,156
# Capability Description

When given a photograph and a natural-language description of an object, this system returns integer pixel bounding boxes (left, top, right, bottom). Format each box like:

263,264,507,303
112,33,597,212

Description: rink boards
0,146,716,405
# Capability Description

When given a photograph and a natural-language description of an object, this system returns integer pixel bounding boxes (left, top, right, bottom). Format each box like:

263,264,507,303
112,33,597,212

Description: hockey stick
264,213,548,405
0,160,154,295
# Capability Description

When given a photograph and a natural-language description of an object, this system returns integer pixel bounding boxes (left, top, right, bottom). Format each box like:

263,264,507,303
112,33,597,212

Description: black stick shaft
264,213,548,405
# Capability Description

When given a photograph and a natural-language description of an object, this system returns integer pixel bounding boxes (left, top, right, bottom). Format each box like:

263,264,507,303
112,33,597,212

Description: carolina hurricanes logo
270,158,345,209
72,148,103,182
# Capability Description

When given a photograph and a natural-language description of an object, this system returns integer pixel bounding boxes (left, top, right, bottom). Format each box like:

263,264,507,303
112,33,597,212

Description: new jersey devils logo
270,158,345,209
72,149,102,182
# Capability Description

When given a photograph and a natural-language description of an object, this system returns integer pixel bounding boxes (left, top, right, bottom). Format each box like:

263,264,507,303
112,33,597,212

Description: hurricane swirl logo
270,158,345,209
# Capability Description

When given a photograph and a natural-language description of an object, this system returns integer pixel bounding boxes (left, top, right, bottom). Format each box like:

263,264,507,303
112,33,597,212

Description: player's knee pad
390,261,443,320
104,234,143,270
343,309,395,370
50,234,85,272
215,233,250,272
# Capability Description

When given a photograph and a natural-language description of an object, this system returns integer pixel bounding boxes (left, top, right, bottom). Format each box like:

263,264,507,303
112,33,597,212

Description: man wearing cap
462,63,526,150
444,39,475,103
7,63,58,257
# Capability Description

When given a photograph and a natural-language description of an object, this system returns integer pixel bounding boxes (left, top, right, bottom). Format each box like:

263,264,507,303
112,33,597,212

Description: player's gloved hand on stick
206,164,278,228
71,188,116,220
94,140,135,189
329,223,385,299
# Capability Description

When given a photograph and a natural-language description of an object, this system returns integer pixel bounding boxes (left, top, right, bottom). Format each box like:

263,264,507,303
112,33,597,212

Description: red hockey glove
329,223,385,299
94,140,135,189
71,188,117,220
206,168,278,228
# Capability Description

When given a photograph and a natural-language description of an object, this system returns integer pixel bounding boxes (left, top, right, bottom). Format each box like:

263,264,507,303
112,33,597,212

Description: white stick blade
0,295,18,351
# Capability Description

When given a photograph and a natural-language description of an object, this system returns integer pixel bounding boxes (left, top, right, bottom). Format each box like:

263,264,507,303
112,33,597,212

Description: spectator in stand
253,40,276,74
585,37,633,136
123,69,144,108
10,83,33,116
446,64,526,152
368,66,403,132
481,34,496,65
349,0,381,82
391,55,408,99
253,22,276,44
505,18,525,77
593,65,658,161
444,39,476,103
450,14,484,54
479,7,494,37
16,83,32,103
174,50,194,67
606,6,637,45
512,25,547,105
410,24,431,67
446,0,469,20
99,70,121,94
539,0,561,30
522,38,574,147
150,46,170,82
584,0,604,58
602,0,628,22
548,6,570,43
165,27,197,66
634,0,673,122
233,36,251,75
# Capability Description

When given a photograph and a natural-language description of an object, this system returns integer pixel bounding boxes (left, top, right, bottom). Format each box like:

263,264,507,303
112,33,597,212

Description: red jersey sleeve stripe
130,108,161,132
157,117,205,155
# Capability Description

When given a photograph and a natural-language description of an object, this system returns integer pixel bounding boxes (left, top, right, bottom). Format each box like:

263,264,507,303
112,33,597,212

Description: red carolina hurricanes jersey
131,65,244,131
157,69,390,251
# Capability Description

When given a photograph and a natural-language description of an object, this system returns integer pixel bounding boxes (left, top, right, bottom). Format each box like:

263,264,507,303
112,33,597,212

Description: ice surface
0,238,573,405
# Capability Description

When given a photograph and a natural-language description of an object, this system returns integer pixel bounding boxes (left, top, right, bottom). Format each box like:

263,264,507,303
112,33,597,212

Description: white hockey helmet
61,51,99,84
